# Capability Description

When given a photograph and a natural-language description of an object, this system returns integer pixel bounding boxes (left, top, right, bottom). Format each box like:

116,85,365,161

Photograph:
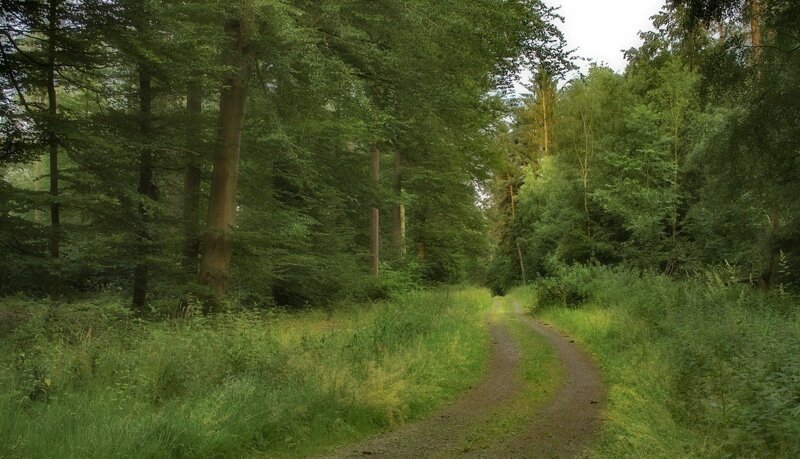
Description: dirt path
323,298,603,458
496,301,605,458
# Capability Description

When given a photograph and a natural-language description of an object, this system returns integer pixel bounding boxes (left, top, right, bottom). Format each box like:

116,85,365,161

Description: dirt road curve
324,298,603,458
498,301,604,458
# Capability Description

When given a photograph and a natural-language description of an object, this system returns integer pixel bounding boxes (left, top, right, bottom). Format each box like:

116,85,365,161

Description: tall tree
391,150,406,258
131,63,155,312
199,0,255,300
45,0,61,299
182,79,203,271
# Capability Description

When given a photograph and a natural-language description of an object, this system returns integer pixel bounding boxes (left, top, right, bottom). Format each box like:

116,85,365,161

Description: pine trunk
198,4,254,300
47,0,61,300
370,147,380,276
749,0,762,62
541,87,549,157
509,182,526,284
516,241,527,286
132,67,156,313
391,150,405,257
182,80,203,270
765,209,782,289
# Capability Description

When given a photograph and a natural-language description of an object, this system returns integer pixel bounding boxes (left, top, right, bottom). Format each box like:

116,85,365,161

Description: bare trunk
509,181,526,283
749,0,762,63
33,160,41,224
199,4,254,300
765,210,782,289
132,66,156,313
47,0,61,300
542,90,549,157
671,123,680,245
391,150,406,257
182,79,203,270
370,147,380,276
509,183,516,218
580,114,592,237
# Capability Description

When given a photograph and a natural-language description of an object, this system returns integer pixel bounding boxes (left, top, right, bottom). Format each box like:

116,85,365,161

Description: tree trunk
391,150,405,257
46,0,61,300
132,66,156,313
580,113,592,237
33,159,41,224
671,123,680,245
764,209,782,289
370,146,380,276
516,241,527,286
509,183,516,218
541,85,550,157
508,181,526,284
182,79,203,271
198,3,254,300
749,0,762,62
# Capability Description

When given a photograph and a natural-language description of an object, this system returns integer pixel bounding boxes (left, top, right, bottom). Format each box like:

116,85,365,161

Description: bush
533,263,595,308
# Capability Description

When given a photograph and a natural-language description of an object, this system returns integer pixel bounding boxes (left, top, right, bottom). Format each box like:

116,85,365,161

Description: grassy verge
510,266,800,458
0,288,491,458
461,297,562,452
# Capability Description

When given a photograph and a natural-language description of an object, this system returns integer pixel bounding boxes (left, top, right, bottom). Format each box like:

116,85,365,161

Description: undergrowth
511,266,800,458
0,288,491,458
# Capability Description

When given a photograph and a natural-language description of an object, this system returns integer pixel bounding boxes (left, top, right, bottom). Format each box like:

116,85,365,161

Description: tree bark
132,66,156,313
580,113,592,237
516,241,527,286
198,3,254,299
508,181,526,284
391,150,405,258
764,209,782,289
33,159,41,224
749,0,762,63
182,79,203,271
671,122,680,245
370,146,380,276
541,82,550,157
46,0,61,300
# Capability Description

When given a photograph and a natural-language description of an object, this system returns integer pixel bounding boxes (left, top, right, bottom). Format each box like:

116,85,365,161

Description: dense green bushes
513,265,800,457
0,288,491,457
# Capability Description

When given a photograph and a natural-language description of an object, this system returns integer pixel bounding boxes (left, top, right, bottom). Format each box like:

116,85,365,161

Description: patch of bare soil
323,298,603,458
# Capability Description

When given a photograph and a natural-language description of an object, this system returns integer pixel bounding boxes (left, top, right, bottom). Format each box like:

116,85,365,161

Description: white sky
515,0,665,92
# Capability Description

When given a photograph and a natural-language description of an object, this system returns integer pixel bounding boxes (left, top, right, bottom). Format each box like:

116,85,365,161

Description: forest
1,0,799,457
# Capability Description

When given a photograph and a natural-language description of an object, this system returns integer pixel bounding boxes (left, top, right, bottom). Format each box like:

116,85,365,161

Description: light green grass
0,288,492,458
510,266,800,458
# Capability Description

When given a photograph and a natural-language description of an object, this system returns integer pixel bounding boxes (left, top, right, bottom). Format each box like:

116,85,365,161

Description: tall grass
511,266,800,458
0,288,491,458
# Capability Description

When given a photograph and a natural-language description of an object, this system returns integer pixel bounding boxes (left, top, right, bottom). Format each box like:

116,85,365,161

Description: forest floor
325,297,604,458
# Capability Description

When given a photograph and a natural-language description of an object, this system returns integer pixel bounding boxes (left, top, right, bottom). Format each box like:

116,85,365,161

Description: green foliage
513,266,800,457
531,263,595,309
0,288,491,457
1,0,568,306
492,1,800,290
